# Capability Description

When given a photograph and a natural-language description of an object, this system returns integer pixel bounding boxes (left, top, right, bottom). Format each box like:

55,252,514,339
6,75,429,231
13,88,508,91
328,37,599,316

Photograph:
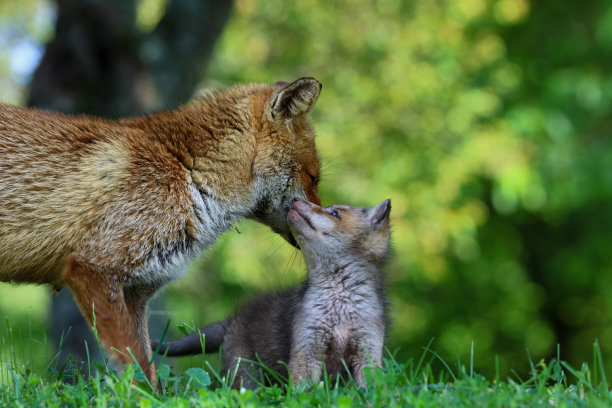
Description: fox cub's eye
331,210,340,218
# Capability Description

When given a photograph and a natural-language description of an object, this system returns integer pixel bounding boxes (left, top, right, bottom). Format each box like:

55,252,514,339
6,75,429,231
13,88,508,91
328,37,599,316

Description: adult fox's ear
368,199,391,227
270,77,322,121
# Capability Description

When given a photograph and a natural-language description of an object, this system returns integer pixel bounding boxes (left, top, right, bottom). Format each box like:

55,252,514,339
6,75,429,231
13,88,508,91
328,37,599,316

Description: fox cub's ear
368,199,391,227
270,77,322,121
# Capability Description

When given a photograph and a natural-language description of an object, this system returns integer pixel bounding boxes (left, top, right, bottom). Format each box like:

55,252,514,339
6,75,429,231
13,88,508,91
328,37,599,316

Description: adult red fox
0,78,322,386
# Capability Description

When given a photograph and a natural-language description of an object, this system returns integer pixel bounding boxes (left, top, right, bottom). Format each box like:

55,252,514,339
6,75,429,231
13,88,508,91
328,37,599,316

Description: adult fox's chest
123,183,242,292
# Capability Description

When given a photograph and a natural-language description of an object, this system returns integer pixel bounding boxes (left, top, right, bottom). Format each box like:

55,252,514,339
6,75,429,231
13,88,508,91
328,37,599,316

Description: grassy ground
1,323,611,407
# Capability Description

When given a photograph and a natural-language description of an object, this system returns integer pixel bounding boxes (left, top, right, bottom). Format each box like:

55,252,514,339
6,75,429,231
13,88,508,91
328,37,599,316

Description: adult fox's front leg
62,256,155,386
125,291,158,388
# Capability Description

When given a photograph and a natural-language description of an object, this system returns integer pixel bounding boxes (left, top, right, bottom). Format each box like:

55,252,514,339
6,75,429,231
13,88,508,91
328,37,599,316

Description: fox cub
0,78,322,385
154,198,391,389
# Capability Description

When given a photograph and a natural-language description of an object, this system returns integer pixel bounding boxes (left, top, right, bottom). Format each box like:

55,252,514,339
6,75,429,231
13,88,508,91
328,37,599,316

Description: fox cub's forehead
332,205,368,218
332,207,371,229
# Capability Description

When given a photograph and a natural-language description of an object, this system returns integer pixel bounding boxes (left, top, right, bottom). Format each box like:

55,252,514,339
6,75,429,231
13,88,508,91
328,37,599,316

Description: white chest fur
125,184,243,291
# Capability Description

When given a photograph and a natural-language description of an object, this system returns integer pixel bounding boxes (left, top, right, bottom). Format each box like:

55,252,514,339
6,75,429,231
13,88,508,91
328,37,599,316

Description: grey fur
153,198,391,389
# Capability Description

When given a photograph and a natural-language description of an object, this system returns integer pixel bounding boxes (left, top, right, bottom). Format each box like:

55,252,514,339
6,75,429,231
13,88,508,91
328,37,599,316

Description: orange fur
0,78,323,387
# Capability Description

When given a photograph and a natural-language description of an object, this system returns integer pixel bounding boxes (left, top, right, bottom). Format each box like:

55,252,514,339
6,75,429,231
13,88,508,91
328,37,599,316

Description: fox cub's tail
152,320,228,356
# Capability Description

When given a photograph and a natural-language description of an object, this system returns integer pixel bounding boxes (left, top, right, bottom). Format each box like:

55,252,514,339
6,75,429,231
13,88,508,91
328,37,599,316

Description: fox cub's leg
223,334,258,390
289,349,322,387
351,338,383,388
62,257,156,386
226,357,258,390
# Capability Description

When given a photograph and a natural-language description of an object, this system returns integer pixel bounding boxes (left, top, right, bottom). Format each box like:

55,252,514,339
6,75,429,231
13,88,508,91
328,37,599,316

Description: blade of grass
422,344,457,382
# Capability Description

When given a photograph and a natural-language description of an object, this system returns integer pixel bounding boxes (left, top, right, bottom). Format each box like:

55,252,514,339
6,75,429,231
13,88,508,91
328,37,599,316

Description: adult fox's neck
123,90,260,205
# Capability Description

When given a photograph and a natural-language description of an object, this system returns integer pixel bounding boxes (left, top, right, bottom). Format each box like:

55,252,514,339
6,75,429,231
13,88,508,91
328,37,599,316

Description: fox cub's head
287,198,392,266
250,78,322,246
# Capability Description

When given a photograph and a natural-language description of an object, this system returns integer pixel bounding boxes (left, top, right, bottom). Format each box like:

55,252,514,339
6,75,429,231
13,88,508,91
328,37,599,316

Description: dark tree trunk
26,0,232,378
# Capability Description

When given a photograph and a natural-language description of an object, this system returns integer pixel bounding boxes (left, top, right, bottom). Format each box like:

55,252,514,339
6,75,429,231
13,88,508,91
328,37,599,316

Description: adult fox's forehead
295,132,319,170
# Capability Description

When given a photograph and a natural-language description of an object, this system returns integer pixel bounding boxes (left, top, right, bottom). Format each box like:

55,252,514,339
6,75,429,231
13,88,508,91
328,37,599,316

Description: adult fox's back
0,104,185,284
0,78,322,387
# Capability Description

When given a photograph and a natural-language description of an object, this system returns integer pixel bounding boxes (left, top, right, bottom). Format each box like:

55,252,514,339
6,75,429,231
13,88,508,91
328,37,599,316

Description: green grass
1,323,611,407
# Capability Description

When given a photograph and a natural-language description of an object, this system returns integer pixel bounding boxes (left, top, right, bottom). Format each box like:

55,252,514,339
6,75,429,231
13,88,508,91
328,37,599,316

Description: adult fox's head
249,78,322,246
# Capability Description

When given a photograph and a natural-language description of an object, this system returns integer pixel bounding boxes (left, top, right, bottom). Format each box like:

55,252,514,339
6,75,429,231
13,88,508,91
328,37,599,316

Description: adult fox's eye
331,210,340,218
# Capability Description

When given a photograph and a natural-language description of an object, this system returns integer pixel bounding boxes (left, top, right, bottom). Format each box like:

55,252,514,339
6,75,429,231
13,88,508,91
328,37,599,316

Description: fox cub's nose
291,197,302,210
291,197,312,212
291,197,310,206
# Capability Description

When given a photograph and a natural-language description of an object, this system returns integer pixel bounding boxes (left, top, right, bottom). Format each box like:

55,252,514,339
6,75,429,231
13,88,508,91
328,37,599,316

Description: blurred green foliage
0,0,54,103
2,0,612,379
